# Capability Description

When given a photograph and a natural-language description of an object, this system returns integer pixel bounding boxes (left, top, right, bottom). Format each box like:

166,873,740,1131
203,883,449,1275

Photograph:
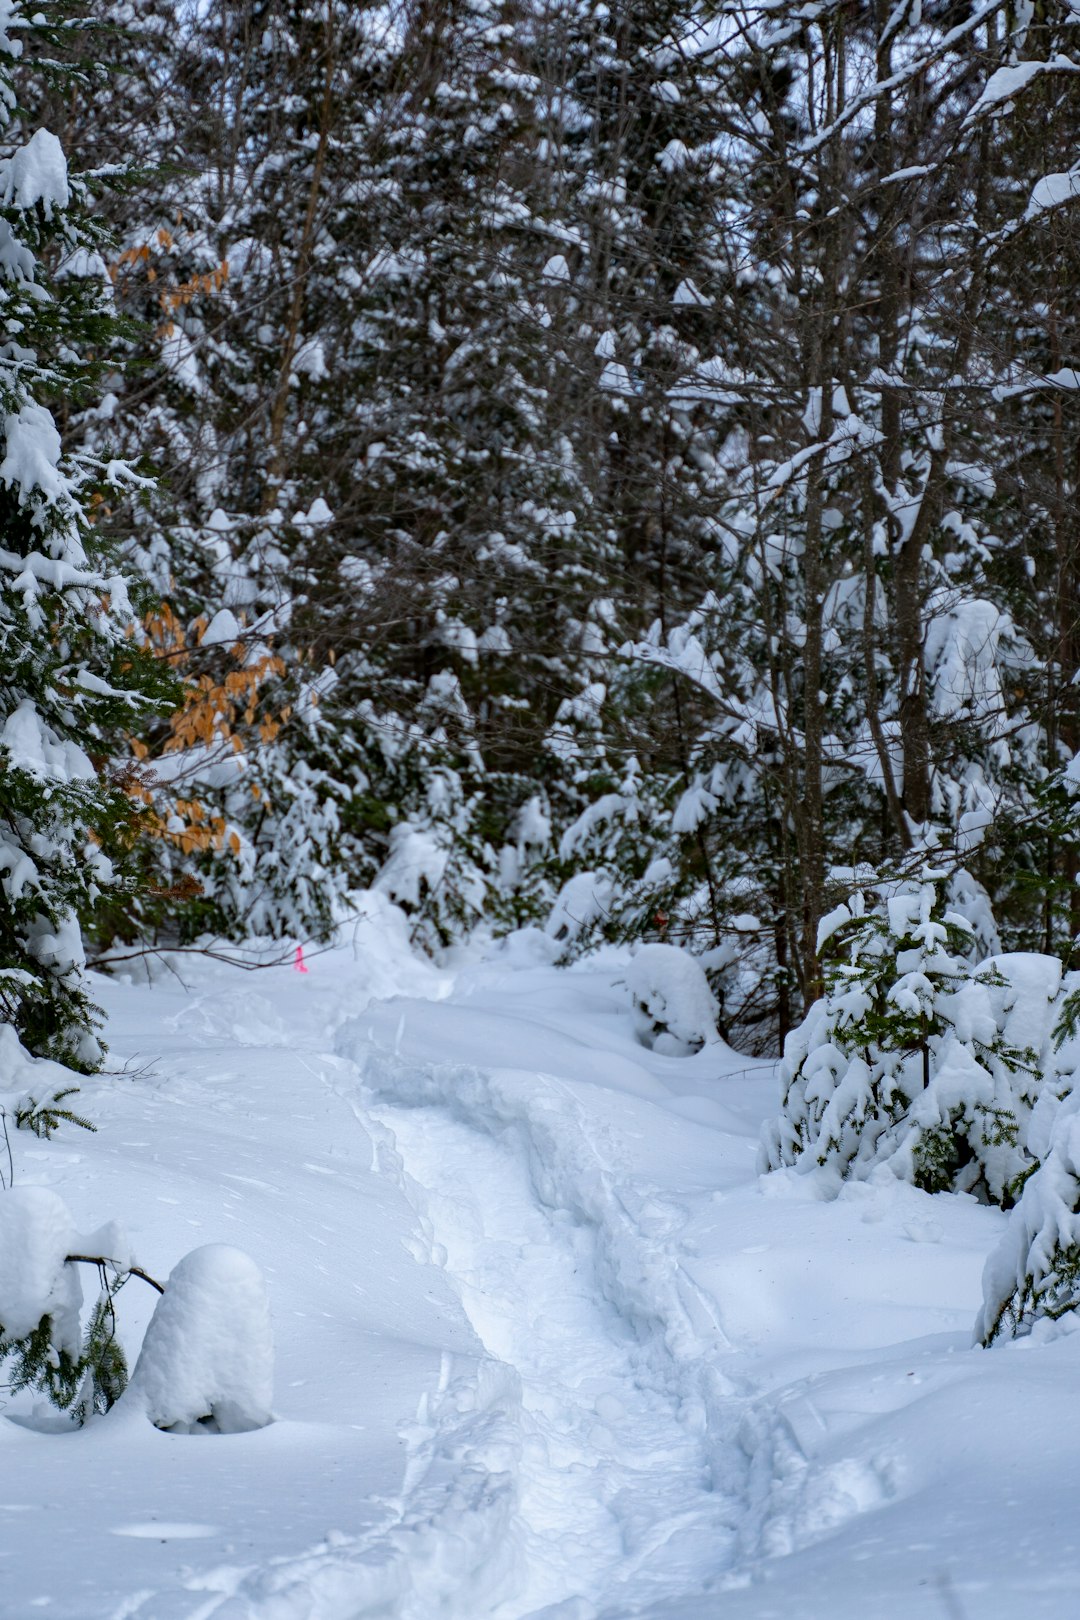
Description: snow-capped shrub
0,1169,273,1428
0,1187,129,1418
976,981,1080,1343
128,1245,273,1433
977,1090,1080,1344
760,881,1053,1204
0,1187,83,1393
624,943,720,1056
543,756,686,961
546,870,616,946
0,1021,97,1139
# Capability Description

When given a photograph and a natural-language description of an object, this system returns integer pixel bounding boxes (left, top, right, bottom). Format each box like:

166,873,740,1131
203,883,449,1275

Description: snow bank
625,942,720,1055
127,1244,273,1433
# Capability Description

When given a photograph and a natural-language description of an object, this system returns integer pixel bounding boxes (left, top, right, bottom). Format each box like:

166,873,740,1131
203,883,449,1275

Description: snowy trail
15,921,1079,1620
365,1087,738,1618
137,969,746,1620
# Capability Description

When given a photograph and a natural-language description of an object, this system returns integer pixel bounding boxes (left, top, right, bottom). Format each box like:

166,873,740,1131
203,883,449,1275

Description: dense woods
5,0,1080,1474
3,0,1080,1065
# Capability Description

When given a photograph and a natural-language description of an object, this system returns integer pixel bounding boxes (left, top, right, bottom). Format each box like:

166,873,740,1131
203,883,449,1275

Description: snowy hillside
3,901,1079,1619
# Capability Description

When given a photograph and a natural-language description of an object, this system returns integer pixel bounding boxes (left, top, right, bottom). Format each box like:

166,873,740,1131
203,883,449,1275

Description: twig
97,1052,159,1082
89,942,296,971
0,1109,11,1191
65,1256,165,1295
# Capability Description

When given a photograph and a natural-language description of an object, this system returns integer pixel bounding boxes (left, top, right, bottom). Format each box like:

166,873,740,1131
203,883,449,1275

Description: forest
5,0,1079,1067
2,1,1080,1612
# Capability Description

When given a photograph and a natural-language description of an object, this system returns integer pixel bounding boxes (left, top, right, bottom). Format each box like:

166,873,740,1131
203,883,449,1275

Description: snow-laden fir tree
760,879,1060,1205
0,1,171,1066
976,977,1080,1342
45,0,366,948
276,0,618,947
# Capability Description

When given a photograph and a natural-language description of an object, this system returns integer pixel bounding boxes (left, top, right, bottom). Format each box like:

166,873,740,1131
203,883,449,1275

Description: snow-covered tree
0,2,173,1066
976,978,1080,1341
760,880,1059,1204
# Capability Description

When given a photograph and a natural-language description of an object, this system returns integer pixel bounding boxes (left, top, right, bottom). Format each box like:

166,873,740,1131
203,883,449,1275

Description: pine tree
761,879,1060,1204
0,1,173,1066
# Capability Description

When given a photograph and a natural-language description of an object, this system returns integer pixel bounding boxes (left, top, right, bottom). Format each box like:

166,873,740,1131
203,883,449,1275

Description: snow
541,253,570,282
673,276,710,307
0,1020,81,1115
0,1186,81,1347
375,822,450,910
624,941,721,1055
545,869,614,943
4,128,69,215
199,608,242,649
0,697,95,782
127,1245,273,1433
1026,165,1080,219
598,360,633,397
968,60,1044,118
5,903,1080,1615
0,401,67,504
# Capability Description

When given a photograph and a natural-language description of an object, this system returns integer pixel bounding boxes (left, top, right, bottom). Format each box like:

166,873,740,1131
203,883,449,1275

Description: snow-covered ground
4,899,1080,1619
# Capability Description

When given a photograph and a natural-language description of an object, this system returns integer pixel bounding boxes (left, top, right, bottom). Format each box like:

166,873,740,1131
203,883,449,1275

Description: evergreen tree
0,1,172,1065
761,879,1060,1205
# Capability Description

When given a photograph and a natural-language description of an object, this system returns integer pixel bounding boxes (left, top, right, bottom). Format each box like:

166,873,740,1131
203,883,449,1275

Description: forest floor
4,896,1080,1619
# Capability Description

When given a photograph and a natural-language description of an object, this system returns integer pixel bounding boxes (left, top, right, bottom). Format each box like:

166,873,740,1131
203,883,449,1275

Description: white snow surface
3,895,1080,1616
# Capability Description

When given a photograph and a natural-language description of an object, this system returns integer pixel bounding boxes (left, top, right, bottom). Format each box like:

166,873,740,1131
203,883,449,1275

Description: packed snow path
363,1083,737,1617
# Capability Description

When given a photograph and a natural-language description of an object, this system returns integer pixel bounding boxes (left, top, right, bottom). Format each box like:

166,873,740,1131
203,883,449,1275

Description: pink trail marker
293,945,309,973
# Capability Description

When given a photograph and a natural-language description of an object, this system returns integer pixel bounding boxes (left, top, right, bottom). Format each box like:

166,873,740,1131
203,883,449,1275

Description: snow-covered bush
976,983,1080,1343
0,1188,129,1418
976,1090,1080,1345
760,881,1054,1204
543,754,686,961
127,1245,273,1433
0,1022,95,1139
0,1171,272,1428
624,943,720,1056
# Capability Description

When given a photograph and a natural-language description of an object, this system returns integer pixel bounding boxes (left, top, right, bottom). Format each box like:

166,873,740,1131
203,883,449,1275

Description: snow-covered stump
624,943,720,1056
127,1245,273,1433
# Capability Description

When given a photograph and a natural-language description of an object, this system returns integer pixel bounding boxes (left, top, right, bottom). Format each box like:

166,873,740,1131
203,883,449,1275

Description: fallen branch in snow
64,1255,165,1294
89,942,297,972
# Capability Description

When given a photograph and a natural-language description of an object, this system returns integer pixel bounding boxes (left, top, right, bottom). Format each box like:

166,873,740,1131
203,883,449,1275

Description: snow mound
127,1244,273,1433
624,943,719,1055
0,1019,80,1115
545,869,614,945
0,1186,81,1350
